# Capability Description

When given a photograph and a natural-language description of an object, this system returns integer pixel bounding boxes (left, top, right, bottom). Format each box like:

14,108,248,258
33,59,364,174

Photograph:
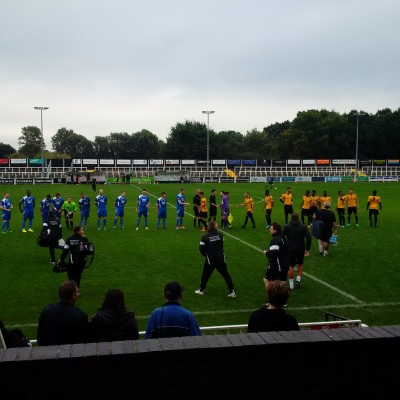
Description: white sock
289,279,294,289
296,276,301,283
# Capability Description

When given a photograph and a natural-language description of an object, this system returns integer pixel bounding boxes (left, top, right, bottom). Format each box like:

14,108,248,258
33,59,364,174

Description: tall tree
0,143,16,157
51,127,94,158
18,126,43,158
132,129,163,158
165,121,209,159
213,130,243,159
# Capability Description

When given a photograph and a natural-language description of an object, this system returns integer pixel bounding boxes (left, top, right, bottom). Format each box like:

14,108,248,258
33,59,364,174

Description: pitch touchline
132,185,365,304
10,301,400,328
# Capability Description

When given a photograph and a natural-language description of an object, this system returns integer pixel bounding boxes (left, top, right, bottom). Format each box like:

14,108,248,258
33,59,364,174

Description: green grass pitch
0,181,399,339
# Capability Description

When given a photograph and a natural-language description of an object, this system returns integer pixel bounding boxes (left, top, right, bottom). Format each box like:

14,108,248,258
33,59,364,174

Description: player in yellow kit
367,190,382,228
238,192,256,229
345,188,359,227
299,190,312,227
264,189,274,228
310,190,319,217
336,190,346,228
280,187,294,224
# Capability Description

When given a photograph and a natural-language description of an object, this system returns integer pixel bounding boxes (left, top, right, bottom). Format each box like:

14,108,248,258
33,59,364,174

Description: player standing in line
95,189,108,230
299,190,312,227
176,188,190,229
51,192,64,222
208,189,218,222
0,192,13,233
19,189,35,233
310,190,319,217
40,194,52,223
79,192,91,229
136,188,150,230
367,190,382,228
336,190,346,228
263,189,274,229
238,192,256,229
156,192,167,229
345,188,359,227
318,190,332,210
62,196,78,231
193,189,201,229
198,192,208,231
113,190,127,229
280,187,294,224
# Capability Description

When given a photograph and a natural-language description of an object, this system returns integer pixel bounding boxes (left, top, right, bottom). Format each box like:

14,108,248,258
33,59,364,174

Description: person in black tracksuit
195,221,236,298
42,210,62,264
282,213,311,290
263,222,289,289
60,226,89,288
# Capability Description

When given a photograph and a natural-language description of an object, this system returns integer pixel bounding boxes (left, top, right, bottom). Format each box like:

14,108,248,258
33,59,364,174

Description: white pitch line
9,301,400,329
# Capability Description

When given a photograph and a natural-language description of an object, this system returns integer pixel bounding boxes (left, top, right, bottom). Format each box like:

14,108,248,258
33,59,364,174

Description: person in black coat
195,220,236,298
60,225,90,288
42,210,62,264
37,280,88,346
263,222,289,289
89,289,139,342
247,280,299,333
282,213,311,289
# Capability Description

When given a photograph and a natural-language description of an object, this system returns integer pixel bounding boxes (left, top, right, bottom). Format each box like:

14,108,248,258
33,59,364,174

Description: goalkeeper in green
62,196,78,230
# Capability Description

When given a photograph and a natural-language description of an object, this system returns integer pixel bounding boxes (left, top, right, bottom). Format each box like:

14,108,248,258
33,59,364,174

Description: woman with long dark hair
89,289,139,342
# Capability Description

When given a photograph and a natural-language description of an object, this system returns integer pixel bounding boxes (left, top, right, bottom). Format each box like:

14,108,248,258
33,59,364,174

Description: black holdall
53,259,68,273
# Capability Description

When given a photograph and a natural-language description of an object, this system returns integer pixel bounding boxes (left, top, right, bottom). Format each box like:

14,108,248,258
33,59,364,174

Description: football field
1,181,399,339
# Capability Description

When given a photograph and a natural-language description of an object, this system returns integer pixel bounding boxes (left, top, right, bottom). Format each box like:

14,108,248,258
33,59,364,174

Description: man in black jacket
282,213,311,289
37,280,88,346
263,222,289,289
60,226,90,288
195,221,236,298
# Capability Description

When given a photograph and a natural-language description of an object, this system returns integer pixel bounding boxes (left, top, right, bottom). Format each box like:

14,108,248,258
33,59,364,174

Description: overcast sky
1,0,399,150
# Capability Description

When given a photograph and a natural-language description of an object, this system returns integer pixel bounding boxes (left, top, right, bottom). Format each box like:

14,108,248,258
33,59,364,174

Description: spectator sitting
247,280,299,333
37,280,88,346
89,289,139,342
145,281,201,339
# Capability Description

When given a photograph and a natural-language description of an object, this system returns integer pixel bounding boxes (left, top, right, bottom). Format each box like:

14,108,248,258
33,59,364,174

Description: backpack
311,220,324,239
37,228,53,247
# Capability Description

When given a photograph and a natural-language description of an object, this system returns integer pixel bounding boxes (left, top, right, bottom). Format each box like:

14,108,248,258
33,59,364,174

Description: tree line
1,108,399,160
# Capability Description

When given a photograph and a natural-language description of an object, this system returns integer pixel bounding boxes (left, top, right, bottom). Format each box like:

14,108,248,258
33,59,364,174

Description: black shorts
265,209,272,215
209,208,217,217
289,249,305,266
265,268,288,282
193,207,201,217
200,212,208,219
321,230,332,243
348,207,357,215
284,205,294,214
337,208,345,216
369,209,379,216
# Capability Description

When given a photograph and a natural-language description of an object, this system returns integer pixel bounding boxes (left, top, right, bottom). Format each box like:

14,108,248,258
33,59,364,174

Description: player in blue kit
19,189,36,232
136,188,150,230
78,192,91,229
176,188,190,230
51,192,64,222
95,189,108,230
114,190,127,229
40,194,52,223
156,192,167,229
0,192,13,233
